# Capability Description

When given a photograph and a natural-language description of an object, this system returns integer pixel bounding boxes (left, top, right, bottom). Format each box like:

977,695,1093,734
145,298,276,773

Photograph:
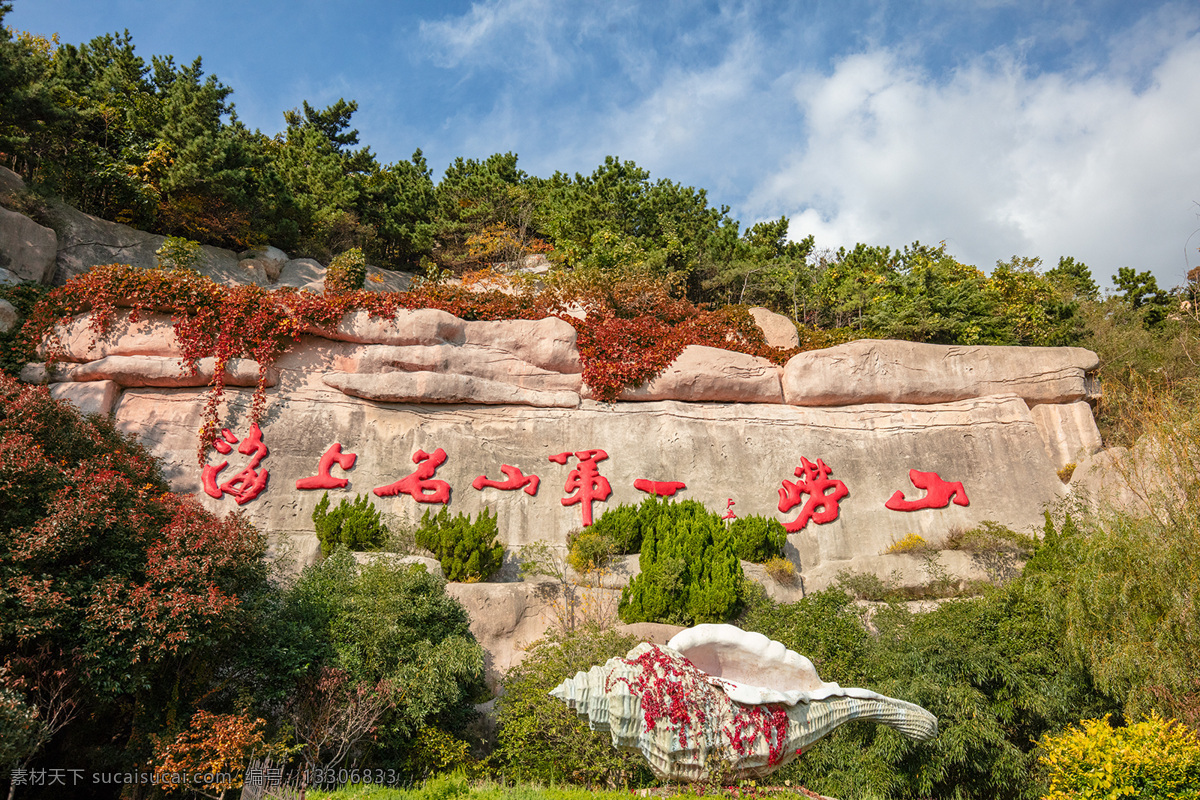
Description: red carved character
722,498,737,520
473,464,540,496
633,479,686,497
296,443,358,490
777,457,849,532
885,469,969,511
552,449,612,527
201,423,269,505
373,448,451,504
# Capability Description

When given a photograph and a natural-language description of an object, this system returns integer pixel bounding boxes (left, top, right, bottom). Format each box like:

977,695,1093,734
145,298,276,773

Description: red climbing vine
22,266,798,462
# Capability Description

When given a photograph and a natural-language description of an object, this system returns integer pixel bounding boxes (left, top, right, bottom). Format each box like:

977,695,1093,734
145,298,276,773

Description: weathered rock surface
49,380,121,417
111,390,1064,594
0,299,17,334
39,311,181,362
305,308,466,346
275,257,325,290
323,370,581,408
589,345,784,404
24,356,275,389
0,165,24,198
44,199,257,287
239,246,289,282
1069,447,1141,512
463,317,581,374
750,307,800,349
1030,401,1103,471
445,581,562,687
344,344,582,392
350,551,444,578
783,339,1099,407
363,266,412,293
0,267,19,286
0,206,58,284
616,621,687,645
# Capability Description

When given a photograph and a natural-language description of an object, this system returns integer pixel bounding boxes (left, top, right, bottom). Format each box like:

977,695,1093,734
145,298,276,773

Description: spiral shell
550,626,937,782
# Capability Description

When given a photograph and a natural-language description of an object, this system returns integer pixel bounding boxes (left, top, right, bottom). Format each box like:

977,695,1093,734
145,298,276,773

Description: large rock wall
23,309,1100,575
20,305,1108,680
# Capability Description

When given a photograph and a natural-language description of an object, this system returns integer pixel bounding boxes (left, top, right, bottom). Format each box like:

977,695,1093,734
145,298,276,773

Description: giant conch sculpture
550,624,937,782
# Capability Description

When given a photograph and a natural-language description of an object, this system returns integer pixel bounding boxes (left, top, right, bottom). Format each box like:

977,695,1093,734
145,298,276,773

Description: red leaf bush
23,265,798,459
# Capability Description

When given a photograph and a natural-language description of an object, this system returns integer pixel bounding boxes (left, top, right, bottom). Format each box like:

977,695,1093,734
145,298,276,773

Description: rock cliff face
24,309,1102,579
3,180,1112,680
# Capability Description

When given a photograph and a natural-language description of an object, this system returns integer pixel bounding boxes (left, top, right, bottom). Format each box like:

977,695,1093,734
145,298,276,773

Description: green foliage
0,281,47,376
0,666,42,771
1078,300,1200,444
494,625,653,787
1037,714,1200,800
566,496,663,571
618,499,744,625
396,726,477,779
741,587,870,686
154,234,202,270
773,587,1110,800
1027,391,1200,727
326,246,368,294
0,373,278,777
289,548,486,747
415,507,505,583
726,514,787,563
1113,266,1172,326
313,492,390,556
307,776,648,800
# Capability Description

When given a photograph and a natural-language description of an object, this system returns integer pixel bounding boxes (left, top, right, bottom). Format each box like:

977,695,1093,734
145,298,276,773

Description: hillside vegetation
4,6,1200,800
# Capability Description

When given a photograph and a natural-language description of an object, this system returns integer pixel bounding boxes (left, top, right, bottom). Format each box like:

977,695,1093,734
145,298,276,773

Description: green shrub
567,496,664,571
155,235,202,271
742,587,870,686
313,492,390,556
494,625,653,787
1037,714,1200,800
726,514,787,562
617,499,744,625
326,246,368,293
771,587,1111,800
288,549,486,765
415,507,505,582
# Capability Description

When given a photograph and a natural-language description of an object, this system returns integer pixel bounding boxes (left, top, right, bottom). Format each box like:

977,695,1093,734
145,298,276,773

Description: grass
307,774,829,800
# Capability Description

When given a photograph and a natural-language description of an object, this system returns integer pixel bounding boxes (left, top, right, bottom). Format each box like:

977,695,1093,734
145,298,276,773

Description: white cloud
753,27,1200,286
417,1,1200,285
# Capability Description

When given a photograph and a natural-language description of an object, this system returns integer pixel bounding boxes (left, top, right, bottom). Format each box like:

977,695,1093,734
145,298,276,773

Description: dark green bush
312,492,390,556
617,499,744,625
288,548,486,764
726,514,788,563
415,507,505,582
765,587,1111,800
494,624,653,787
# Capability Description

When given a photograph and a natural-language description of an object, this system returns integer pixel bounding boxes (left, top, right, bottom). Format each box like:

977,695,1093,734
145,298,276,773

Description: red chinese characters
296,443,357,490
885,469,969,511
201,424,269,505
373,448,451,504
473,465,540,496
551,449,612,527
633,479,687,497
777,457,849,532
722,498,738,520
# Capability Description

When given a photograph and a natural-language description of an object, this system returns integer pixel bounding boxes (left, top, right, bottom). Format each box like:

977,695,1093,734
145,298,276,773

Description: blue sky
10,0,1200,286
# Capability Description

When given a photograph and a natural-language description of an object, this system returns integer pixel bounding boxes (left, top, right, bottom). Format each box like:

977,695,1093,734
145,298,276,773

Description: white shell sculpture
550,623,937,782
